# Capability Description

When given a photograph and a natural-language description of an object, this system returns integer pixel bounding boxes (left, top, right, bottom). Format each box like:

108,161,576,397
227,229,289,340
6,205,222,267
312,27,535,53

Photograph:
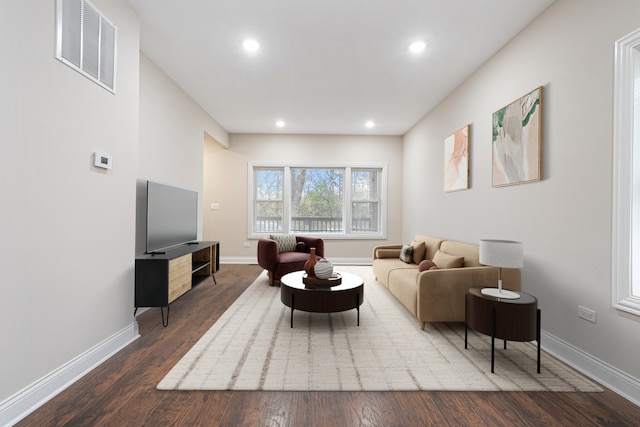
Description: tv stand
135,241,219,326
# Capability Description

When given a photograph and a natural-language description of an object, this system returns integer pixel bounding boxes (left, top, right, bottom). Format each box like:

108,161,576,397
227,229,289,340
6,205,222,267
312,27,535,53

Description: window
612,27,640,316
249,163,386,239
351,169,380,232
254,168,283,233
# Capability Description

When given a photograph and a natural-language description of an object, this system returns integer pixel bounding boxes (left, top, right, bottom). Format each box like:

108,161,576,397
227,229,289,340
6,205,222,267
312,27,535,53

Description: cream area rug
157,266,602,392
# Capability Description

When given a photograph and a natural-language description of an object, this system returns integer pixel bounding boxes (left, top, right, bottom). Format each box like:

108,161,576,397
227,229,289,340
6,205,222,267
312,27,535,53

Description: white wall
403,0,640,388
0,0,140,404
136,54,229,255
203,134,403,263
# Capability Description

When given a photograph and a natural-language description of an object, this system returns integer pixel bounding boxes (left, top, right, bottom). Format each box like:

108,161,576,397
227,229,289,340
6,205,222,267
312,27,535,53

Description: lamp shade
479,239,523,268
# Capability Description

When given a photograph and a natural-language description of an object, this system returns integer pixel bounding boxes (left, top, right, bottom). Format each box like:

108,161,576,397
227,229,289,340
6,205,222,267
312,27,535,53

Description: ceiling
127,0,555,136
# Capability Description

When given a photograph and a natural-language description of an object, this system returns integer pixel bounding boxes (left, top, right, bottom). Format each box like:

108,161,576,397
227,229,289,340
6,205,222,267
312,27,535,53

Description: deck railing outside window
256,217,374,233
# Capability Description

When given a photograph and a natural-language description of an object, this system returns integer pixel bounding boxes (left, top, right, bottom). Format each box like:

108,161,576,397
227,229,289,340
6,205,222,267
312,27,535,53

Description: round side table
465,287,540,373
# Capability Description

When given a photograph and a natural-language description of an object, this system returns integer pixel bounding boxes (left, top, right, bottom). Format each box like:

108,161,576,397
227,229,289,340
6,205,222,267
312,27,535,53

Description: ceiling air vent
55,0,117,93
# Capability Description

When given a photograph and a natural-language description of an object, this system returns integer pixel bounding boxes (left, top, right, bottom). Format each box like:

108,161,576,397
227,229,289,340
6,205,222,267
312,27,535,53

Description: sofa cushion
270,234,297,253
433,250,464,268
440,240,481,267
410,240,426,264
372,258,417,287
376,248,401,258
412,235,445,260
388,268,420,316
399,244,414,263
418,260,437,272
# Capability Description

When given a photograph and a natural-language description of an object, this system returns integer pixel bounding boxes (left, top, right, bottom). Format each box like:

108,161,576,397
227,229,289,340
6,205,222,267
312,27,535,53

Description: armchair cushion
270,234,297,252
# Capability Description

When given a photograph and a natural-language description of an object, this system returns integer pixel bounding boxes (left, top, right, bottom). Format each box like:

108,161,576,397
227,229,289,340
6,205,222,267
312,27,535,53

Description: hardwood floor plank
392,392,450,426
14,264,640,427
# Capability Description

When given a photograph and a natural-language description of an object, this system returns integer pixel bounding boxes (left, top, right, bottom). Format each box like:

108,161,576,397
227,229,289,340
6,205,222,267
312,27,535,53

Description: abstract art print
444,125,470,192
491,87,543,187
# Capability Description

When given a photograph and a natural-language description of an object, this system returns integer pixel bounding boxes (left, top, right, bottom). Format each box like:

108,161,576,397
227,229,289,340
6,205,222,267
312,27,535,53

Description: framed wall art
444,124,470,192
491,86,543,187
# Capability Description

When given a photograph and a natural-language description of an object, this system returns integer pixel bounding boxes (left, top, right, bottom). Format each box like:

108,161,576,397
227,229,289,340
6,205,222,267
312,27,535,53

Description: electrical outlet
243,242,250,248
578,305,597,323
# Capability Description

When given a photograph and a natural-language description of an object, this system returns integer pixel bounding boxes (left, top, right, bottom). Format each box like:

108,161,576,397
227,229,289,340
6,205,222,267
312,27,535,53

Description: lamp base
481,287,520,299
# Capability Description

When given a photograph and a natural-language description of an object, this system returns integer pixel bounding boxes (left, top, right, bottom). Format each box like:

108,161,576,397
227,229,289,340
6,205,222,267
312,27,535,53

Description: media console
135,241,219,326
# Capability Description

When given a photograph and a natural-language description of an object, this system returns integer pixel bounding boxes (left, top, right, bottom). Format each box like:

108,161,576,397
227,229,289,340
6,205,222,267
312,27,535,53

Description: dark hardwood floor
16,264,640,426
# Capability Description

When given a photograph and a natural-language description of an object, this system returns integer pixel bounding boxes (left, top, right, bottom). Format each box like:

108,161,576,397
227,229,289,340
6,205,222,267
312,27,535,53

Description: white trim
612,27,640,316
541,330,640,407
0,323,139,427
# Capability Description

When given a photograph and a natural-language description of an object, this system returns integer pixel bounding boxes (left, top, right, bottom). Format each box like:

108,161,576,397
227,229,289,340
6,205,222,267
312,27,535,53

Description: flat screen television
146,181,198,253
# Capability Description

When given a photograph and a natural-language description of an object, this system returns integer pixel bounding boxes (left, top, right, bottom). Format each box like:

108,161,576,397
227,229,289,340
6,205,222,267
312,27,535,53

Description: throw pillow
410,240,426,264
270,234,297,253
418,260,437,272
295,241,307,252
432,250,464,268
399,244,414,263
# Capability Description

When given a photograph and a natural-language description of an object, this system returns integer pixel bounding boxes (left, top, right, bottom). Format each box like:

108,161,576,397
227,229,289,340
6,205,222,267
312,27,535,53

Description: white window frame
248,162,387,240
612,27,640,316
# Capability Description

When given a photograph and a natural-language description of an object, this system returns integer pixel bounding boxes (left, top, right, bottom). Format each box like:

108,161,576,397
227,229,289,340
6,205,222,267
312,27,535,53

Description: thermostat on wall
94,152,112,169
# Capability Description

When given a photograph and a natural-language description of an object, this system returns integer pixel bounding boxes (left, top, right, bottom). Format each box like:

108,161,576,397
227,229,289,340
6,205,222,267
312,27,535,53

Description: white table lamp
479,239,523,299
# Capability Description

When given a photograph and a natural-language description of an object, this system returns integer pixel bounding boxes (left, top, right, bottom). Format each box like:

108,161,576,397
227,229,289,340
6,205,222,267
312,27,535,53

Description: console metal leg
160,306,170,327
464,295,468,349
212,274,217,285
356,292,360,326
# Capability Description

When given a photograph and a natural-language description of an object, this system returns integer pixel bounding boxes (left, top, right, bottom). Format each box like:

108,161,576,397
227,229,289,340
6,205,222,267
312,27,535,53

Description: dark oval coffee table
280,270,364,328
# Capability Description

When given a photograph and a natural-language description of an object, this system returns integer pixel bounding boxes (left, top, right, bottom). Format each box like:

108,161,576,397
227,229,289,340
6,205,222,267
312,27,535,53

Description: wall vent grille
56,0,117,92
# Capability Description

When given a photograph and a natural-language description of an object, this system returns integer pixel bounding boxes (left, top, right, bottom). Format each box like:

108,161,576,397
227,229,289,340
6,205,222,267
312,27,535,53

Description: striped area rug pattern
157,266,602,392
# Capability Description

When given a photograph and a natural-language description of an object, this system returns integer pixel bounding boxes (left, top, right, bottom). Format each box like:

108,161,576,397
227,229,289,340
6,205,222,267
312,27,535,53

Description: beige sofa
372,235,521,330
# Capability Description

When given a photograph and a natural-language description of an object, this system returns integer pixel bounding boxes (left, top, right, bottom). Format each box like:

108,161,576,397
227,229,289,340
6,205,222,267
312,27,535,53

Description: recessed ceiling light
243,39,260,52
409,41,426,54
275,120,285,128
365,120,375,128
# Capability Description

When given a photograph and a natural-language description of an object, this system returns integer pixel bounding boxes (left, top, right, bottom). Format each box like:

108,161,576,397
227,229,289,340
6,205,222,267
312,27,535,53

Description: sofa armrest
296,235,324,258
416,266,521,323
257,238,279,271
373,244,403,260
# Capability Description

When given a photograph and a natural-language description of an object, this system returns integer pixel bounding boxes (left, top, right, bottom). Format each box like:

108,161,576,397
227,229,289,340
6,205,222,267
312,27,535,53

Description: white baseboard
0,322,140,427
541,330,640,406
220,257,372,265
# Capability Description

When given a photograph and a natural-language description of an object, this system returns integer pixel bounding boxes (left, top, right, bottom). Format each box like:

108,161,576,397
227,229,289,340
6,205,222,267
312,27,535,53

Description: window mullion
283,166,291,233
345,167,353,233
